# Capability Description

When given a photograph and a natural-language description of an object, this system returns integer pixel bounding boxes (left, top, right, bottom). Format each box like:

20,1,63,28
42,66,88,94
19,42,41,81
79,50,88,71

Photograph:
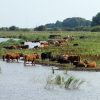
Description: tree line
0,12,100,32
34,12,100,32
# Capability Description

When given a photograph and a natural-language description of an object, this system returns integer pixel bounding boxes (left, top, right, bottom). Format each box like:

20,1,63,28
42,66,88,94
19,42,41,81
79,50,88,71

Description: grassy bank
0,31,100,66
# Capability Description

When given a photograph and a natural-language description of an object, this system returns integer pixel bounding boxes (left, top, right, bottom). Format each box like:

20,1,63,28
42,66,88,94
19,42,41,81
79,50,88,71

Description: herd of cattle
2,52,96,68
2,36,74,50
3,41,49,49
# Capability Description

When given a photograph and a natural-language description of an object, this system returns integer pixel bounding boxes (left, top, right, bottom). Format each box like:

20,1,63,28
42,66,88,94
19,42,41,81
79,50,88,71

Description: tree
45,17,91,30
91,12,100,26
62,17,91,28
34,25,46,31
9,26,19,31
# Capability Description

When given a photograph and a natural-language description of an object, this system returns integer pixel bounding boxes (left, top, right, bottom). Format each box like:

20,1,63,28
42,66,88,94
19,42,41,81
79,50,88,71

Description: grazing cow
40,44,48,49
3,52,23,62
34,46,39,49
20,45,29,49
55,41,61,46
73,61,86,68
84,60,96,68
24,53,40,66
67,55,81,64
57,55,70,64
41,52,52,60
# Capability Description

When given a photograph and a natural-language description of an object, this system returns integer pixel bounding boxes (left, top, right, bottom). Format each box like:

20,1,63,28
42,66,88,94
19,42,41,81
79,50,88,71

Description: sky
0,0,100,28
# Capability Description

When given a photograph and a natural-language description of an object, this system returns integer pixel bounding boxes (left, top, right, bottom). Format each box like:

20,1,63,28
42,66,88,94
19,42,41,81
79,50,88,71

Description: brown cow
84,60,96,68
3,52,23,62
24,53,40,66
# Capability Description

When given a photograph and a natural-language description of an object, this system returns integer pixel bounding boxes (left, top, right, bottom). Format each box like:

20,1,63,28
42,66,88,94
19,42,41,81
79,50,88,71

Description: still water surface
0,38,19,43
0,60,100,100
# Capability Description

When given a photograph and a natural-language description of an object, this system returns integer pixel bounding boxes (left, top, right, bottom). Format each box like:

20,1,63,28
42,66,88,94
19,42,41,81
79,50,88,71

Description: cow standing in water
2,53,24,62
24,53,40,66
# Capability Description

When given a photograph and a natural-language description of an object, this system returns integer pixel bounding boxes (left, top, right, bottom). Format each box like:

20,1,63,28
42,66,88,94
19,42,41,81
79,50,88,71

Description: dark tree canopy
62,17,91,28
45,17,91,29
9,26,19,31
34,25,46,31
91,12,100,26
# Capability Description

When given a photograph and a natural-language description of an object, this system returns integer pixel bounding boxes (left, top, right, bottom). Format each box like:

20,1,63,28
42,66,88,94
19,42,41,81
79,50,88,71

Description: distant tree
45,23,55,28
55,20,62,28
62,17,91,28
9,26,19,31
45,17,91,30
0,27,9,31
91,12,100,26
34,25,46,31
20,28,30,31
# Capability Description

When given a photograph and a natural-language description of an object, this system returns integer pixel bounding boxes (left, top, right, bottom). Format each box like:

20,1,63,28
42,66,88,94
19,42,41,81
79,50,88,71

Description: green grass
0,31,100,64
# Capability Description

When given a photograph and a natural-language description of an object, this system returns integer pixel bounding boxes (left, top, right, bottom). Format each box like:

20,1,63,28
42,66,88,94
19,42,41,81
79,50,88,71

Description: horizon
0,0,100,28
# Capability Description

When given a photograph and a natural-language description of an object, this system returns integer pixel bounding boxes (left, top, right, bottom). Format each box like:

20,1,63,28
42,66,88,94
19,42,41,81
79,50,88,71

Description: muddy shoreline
36,61,100,72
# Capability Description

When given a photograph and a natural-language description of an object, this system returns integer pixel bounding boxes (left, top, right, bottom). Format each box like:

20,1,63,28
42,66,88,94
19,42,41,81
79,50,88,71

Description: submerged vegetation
45,74,85,89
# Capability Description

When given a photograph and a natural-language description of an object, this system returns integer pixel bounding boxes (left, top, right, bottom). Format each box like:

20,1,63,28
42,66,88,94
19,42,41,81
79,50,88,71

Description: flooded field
0,60,100,100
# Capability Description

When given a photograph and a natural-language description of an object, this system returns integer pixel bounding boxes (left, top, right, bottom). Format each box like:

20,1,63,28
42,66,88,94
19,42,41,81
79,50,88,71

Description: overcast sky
0,0,100,28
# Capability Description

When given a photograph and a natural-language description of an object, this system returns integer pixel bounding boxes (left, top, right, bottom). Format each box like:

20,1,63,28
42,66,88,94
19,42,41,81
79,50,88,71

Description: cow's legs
32,60,35,66
24,60,26,66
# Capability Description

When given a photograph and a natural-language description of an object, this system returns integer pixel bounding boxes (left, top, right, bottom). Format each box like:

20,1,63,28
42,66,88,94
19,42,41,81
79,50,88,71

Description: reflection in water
0,60,100,100
0,67,1,73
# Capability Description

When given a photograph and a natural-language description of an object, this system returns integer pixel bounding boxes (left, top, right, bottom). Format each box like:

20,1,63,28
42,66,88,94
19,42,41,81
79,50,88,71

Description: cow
24,53,40,66
67,55,81,64
20,45,29,49
40,44,48,49
57,55,70,64
3,52,24,62
73,61,86,68
41,52,52,60
84,60,96,68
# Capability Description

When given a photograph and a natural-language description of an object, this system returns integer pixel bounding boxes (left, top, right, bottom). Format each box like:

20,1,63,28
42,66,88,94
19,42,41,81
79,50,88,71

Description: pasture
0,31,100,67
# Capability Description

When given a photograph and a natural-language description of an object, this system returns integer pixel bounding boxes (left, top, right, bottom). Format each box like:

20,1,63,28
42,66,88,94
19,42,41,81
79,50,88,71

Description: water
0,60,100,100
0,38,19,43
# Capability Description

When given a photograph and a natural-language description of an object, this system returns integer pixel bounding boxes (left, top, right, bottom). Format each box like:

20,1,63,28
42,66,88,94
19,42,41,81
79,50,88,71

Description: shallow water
0,38,19,43
0,60,100,100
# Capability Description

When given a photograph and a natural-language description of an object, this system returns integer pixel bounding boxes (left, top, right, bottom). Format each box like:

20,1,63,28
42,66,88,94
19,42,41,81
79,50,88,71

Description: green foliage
34,25,46,31
91,26,100,32
46,75,85,89
91,12,100,26
45,17,91,31
64,76,85,89
55,75,63,85
0,39,21,48
62,17,91,28
64,76,75,88
9,26,19,31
